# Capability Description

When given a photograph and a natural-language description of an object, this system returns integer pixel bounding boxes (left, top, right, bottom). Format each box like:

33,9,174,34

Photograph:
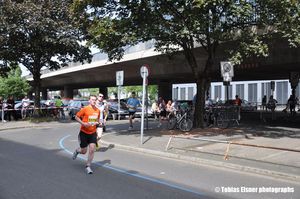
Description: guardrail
165,135,300,160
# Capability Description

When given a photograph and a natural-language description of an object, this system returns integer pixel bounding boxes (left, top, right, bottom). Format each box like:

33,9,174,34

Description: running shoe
128,126,133,130
72,149,79,160
86,166,93,174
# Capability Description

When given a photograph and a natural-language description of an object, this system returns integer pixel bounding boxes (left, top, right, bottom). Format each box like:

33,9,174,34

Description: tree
0,61,18,78
0,0,91,111
72,0,300,128
0,66,30,99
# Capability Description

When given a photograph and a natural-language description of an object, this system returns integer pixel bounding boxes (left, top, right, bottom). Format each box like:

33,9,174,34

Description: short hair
132,92,136,95
89,95,97,99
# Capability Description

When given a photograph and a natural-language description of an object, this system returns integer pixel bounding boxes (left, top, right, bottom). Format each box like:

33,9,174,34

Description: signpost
220,61,234,101
116,71,124,120
140,65,149,144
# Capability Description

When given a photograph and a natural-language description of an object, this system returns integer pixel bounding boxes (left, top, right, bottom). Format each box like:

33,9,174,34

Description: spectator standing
157,97,166,127
287,94,297,116
262,95,267,111
126,92,140,130
267,95,277,112
267,95,277,120
0,96,4,121
72,95,100,174
6,96,16,121
234,95,242,106
54,96,65,119
21,95,30,119
151,101,159,120
234,95,242,121
166,100,173,117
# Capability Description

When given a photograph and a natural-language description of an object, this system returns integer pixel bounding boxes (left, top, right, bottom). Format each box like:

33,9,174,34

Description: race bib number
88,114,98,124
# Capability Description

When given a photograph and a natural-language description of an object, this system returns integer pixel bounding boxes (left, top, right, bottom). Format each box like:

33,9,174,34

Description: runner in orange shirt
72,95,100,174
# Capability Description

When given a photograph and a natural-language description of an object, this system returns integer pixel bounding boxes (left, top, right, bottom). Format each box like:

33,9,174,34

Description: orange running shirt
76,105,100,134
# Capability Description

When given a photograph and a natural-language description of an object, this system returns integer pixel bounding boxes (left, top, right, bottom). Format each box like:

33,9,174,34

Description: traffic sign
116,70,124,86
140,65,149,78
220,61,234,78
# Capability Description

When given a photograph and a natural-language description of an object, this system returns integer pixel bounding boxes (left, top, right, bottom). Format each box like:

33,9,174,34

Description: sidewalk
1,118,300,184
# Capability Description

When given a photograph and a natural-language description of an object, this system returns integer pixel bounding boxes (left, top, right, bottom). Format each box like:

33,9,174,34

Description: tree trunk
193,55,213,128
32,65,41,116
193,76,210,128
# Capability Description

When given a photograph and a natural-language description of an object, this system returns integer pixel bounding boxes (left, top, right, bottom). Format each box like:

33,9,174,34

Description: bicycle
167,109,193,132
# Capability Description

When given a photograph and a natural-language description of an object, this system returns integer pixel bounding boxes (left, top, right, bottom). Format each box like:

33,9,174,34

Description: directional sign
116,71,124,86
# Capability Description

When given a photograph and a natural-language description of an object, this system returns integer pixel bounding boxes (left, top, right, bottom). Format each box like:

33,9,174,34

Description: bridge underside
36,40,300,91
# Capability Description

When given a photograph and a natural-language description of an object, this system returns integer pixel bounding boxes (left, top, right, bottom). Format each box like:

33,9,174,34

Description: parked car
106,100,129,120
68,100,89,119
135,105,154,118
241,99,257,111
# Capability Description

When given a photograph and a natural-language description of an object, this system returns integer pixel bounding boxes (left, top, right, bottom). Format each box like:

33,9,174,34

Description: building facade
173,80,300,105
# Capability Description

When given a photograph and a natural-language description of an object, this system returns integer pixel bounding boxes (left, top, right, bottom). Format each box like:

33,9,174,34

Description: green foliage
0,0,92,107
0,67,30,99
108,85,158,101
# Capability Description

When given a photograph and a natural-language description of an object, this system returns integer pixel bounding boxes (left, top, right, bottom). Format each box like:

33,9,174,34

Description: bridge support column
63,86,73,99
99,87,108,98
158,82,172,101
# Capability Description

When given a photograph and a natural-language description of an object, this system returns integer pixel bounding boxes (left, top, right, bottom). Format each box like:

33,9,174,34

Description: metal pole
140,72,146,144
226,85,229,101
1,105,4,123
146,84,148,130
118,86,121,120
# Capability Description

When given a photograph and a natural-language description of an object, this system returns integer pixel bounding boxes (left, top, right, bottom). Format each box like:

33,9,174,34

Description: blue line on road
59,135,205,197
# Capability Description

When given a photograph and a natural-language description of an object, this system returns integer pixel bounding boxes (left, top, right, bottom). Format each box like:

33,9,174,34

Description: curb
101,140,300,184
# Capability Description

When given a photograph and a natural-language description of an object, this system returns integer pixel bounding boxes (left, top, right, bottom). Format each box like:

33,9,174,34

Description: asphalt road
0,123,299,199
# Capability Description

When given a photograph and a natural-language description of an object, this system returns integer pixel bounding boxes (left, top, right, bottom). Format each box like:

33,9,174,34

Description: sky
20,46,100,77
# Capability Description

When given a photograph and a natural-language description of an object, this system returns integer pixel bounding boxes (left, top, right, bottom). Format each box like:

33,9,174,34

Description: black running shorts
129,111,136,116
78,131,97,148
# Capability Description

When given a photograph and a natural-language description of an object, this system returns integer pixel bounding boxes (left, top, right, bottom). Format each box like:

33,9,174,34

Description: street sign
220,61,234,78
140,65,149,78
116,71,124,86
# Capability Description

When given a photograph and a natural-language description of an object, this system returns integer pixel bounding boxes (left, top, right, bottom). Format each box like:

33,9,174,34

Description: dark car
106,100,129,120
68,100,89,119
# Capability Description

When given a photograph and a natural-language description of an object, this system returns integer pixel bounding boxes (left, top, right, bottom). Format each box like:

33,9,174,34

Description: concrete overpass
27,40,300,99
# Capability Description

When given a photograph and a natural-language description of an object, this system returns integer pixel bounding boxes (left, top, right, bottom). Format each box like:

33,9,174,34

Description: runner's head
131,92,136,98
98,93,104,102
89,95,97,107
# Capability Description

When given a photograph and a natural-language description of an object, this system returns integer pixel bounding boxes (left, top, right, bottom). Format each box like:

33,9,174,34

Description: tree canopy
73,0,300,127
0,0,92,108
0,66,30,99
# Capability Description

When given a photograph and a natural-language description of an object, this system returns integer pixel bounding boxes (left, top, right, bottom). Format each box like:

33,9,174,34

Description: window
173,87,179,100
276,81,288,104
180,87,186,100
236,84,244,99
248,83,257,103
214,86,222,100
188,87,194,100
224,85,233,100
